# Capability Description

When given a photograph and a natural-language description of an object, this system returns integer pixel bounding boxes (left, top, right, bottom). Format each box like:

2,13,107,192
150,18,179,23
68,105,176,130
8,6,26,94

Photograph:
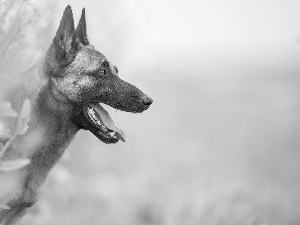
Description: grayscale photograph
0,0,300,224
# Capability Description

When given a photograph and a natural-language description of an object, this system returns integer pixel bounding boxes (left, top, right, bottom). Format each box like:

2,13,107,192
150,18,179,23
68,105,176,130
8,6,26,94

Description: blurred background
1,0,300,224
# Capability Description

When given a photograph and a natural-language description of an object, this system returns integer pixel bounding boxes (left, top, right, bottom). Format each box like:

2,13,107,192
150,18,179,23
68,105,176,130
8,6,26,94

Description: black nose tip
141,96,153,107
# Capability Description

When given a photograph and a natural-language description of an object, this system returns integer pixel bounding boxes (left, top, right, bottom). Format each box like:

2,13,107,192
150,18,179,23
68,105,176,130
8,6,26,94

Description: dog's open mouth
82,103,127,143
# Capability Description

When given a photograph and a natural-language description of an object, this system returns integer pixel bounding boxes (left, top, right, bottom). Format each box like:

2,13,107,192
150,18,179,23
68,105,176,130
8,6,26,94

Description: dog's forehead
72,48,106,71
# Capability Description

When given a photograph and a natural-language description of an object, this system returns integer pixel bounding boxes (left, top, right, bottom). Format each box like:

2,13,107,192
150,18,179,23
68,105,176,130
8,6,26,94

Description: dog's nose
141,96,153,107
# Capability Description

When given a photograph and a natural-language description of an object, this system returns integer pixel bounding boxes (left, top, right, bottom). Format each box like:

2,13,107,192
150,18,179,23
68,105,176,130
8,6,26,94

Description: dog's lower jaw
72,109,119,144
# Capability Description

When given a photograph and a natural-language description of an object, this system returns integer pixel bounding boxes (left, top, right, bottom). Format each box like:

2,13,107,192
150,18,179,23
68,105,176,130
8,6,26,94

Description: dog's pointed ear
52,5,80,65
75,8,89,46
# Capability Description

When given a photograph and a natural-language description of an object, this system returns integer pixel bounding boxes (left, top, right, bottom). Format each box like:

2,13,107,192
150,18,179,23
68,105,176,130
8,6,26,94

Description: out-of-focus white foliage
0,158,30,172
16,99,31,135
0,101,17,117
0,0,52,94
0,99,32,209
0,99,31,164
0,203,9,210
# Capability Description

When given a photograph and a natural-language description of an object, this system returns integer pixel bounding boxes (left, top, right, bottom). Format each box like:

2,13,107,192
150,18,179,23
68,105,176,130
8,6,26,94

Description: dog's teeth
109,131,116,137
101,126,108,133
88,108,96,119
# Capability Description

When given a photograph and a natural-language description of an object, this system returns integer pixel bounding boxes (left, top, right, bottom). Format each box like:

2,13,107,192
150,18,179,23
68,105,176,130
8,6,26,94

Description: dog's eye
98,68,107,75
102,61,109,67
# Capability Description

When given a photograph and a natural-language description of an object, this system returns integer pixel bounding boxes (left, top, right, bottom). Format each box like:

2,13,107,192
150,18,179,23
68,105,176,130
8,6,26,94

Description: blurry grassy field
1,0,300,224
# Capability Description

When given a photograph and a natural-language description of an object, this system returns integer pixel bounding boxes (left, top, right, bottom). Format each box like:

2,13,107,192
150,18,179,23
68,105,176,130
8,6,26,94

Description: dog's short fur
0,6,152,224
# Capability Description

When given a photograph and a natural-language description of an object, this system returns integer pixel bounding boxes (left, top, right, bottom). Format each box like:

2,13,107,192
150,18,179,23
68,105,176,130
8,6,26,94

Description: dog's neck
30,82,79,150
14,83,79,198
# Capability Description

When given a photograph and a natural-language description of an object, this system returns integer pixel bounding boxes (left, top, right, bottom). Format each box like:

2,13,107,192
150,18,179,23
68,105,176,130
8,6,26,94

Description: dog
0,5,152,224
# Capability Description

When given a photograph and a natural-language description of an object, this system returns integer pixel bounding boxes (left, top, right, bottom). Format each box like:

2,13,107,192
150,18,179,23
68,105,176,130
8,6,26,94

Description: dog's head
45,6,152,143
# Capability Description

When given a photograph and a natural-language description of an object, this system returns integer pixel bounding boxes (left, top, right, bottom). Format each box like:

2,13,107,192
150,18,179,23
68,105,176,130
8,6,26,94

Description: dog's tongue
89,103,127,142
